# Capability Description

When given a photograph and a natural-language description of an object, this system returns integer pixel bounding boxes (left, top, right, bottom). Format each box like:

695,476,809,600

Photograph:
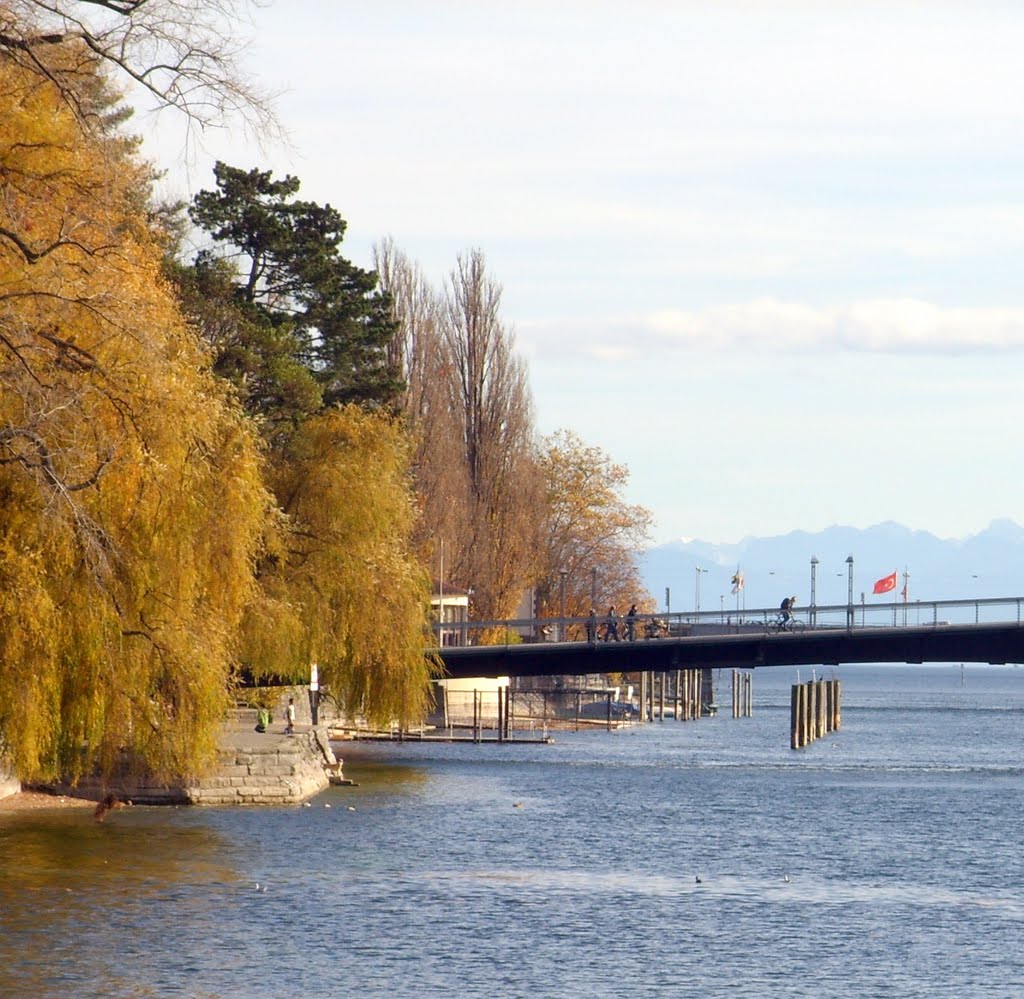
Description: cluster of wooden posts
488,686,513,741
790,678,841,749
731,670,752,718
639,668,708,721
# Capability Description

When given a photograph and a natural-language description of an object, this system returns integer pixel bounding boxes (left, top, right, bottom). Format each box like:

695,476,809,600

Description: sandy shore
0,790,95,812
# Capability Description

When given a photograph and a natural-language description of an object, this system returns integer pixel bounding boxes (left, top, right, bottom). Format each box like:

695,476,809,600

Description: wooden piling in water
731,670,753,718
790,678,841,749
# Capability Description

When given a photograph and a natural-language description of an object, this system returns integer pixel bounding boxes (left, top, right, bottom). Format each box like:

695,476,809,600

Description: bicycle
767,613,806,634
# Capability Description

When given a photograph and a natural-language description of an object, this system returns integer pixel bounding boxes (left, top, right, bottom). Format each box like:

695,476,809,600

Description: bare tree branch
0,1,278,133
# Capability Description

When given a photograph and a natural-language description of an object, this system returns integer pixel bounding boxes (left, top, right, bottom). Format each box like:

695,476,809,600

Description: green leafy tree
189,162,403,414
169,254,322,446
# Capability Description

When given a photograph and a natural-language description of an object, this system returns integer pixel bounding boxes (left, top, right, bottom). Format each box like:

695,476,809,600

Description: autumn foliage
0,44,432,783
0,54,270,781
0,5,653,787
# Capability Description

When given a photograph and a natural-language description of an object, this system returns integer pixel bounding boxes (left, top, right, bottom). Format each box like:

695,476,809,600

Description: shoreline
0,790,95,812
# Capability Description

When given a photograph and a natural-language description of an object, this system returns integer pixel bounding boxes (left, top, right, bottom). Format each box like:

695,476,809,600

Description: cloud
519,299,1024,358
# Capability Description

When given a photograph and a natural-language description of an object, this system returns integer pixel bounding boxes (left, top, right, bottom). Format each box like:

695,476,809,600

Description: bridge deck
436,621,1024,679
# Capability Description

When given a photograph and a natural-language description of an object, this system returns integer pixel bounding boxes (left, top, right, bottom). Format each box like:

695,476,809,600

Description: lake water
2,663,1023,998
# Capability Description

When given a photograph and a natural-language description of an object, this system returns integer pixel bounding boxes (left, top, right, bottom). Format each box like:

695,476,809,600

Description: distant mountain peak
640,520,1023,607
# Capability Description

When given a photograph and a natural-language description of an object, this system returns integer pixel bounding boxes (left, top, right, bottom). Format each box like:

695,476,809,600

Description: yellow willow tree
0,55,270,782
239,405,435,728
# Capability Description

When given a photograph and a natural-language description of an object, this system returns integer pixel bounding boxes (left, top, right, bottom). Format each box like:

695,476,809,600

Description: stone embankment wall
44,718,337,807
186,724,334,805
9,685,345,806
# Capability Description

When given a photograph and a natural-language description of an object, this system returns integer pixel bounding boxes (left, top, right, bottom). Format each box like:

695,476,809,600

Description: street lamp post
845,555,855,631
810,556,819,627
559,570,567,642
695,567,708,617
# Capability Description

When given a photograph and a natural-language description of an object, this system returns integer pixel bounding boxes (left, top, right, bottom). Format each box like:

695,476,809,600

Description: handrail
431,597,1024,647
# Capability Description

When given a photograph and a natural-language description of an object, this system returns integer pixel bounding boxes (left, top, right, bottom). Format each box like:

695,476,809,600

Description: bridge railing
431,597,1024,647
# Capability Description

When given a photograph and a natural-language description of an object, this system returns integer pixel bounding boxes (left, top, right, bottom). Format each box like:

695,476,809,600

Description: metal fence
431,597,1024,647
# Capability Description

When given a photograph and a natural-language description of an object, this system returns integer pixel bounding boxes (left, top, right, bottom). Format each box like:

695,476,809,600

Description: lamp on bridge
559,570,567,642
845,555,855,631
695,566,708,616
810,556,819,627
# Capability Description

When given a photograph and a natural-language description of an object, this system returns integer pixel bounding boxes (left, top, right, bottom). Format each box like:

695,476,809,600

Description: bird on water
93,794,129,822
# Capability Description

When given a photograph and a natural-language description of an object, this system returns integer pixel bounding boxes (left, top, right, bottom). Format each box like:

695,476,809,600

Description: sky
137,0,1024,546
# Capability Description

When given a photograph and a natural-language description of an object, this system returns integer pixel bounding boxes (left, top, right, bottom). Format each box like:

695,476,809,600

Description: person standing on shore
285,698,296,735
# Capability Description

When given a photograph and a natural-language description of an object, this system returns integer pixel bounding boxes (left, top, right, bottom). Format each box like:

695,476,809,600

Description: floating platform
332,729,554,745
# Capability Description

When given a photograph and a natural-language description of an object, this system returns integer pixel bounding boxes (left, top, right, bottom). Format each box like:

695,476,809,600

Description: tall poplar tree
377,243,543,626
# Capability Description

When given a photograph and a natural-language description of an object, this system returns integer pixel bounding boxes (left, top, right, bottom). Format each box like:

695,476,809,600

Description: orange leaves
243,405,432,727
538,429,654,618
0,54,269,783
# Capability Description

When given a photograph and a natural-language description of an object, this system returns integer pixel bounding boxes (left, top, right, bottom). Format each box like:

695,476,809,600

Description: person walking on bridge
626,604,637,641
605,606,620,641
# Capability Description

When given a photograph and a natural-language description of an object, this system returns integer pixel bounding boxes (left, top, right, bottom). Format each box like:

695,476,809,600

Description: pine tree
189,163,403,417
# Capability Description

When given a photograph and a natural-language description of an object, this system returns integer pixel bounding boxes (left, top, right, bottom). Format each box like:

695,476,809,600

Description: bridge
433,597,1024,679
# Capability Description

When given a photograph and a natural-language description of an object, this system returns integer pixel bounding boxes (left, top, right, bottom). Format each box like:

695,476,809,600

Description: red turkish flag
872,570,897,595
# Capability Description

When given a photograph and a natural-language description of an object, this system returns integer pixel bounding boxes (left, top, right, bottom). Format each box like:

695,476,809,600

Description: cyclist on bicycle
780,595,797,627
